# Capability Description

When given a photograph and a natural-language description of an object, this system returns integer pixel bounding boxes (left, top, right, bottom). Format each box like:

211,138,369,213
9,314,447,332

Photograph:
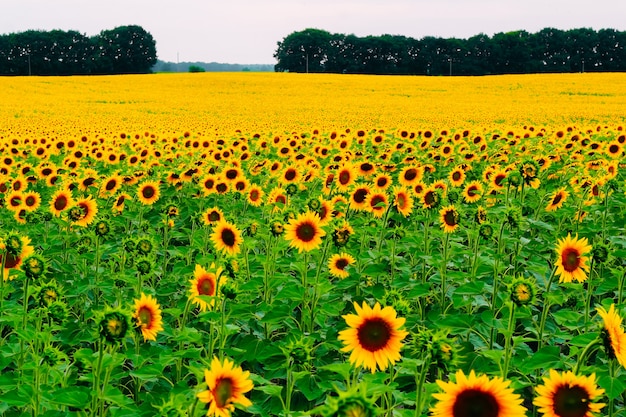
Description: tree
274,29,332,72
91,25,157,74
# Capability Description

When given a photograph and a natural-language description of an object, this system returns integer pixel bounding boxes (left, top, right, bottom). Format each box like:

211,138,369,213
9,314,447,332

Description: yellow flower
197,357,254,417
338,301,408,373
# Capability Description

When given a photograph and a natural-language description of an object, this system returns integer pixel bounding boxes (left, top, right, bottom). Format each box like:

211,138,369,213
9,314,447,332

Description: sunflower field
1,72,626,417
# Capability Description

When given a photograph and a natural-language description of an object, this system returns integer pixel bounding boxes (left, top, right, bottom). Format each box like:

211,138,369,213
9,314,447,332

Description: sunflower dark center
361,163,373,172
225,169,238,180
106,180,117,191
444,209,458,226
275,195,287,204
357,318,391,352
335,258,349,270
404,169,417,181
552,193,563,205
377,177,388,187
424,191,436,206
285,169,297,181
214,378,234,408
397,194,407,208
138,307,152,326
561,248,581,272
84,178,95,187
198,276,215,295
216,183,228,193
209,211,221,222
221,228,236,247
452,171,462,181
339,171,351,185
142,186,155,199
494,174,505,186
295,222,316,242
609,144,619,153
353,189,369,203
553,385,590,417
370,195,385,209
25,196,36,206
452,389,499,417
204,179,215,189
468,185,478,196
3,253,20,269
250,190,260,201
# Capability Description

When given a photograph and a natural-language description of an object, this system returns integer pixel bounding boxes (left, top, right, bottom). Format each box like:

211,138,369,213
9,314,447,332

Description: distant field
2,72,626,136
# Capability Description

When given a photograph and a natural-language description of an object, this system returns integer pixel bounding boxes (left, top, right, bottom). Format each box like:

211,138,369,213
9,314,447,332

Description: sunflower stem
573,338,601,375
440,232,450,316
618,269,626,306
584,257,596,328
537,266,557,351
414,353,430,417
502,302,515,379
91,338,104,417
18,275,31,378
93,235,101,309
309,238,331,332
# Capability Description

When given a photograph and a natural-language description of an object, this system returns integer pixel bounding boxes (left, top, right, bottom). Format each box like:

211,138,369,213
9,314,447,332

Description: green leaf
43,386,91,408
519,346,562,373
255,384,283,398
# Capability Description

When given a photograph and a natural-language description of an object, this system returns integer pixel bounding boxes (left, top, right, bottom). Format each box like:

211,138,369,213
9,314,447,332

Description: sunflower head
318,384,379,417
98,309,130,344
35,280,62,307
590,240,610,265
534,370,605,417
508,276,537,307
282,335,315,366
4,232,23,256
135,237,155,256
135,257,153,276
94,218,112,238
22,254,47,280
46,300,69,324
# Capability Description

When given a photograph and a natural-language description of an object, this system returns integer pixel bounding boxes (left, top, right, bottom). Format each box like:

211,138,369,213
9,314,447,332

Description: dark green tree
91,25,157,74
274,28,332,72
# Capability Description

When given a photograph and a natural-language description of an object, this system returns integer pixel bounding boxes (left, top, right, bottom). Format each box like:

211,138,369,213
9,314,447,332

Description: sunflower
316,199,334,225
554,233,592,283
201,207,225,226
197,356,253,417
596,304,626,368
349,186,370,211
49,188,73,217
112,193,131,213
373,173,393,191
200,173,219,196
137,180,161,206
546,188,569,212
22,191,41,212
338,302,408,373
448,166,466,187
463,180,484,203
189,263,225,312
267,187,288,211
5,190,23,212
398,165,423,187
328,252,356,279
284,211,326,253
534,370,605,417
440,205,460,233
335,163,357,192
365,192,388,219
246,184,264,207
70,196,98,227
392,186,413,217
421,186,441,210
0,234,35,281
211,220,243,256
99,172,123,198
132,293,164,342
430,369,527,417
490,168,508,191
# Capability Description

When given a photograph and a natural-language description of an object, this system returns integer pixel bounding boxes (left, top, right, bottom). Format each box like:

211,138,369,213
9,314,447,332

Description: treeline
274,28,626,75
0,25,157,76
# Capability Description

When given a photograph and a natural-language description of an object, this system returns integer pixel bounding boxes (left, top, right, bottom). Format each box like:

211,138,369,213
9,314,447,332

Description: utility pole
449,58,452,76
306,54,309,73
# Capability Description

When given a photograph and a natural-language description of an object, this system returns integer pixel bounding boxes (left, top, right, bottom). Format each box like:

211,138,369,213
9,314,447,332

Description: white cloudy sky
2,0,625,64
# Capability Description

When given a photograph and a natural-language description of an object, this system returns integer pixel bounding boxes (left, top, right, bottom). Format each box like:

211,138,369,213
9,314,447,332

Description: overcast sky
2,0,625,64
